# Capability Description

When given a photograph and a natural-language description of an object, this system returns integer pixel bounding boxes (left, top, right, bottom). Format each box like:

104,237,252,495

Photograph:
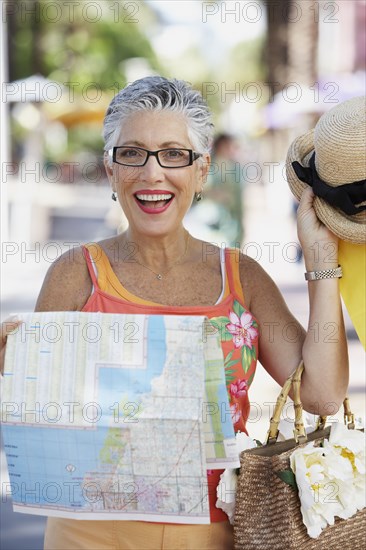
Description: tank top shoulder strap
225,247,245,305
82,244,99,290
82,243,156,304
82,243,110,290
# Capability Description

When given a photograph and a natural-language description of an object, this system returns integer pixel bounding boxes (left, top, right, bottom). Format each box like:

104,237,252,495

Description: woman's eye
165,149,184,159
120,148,140,158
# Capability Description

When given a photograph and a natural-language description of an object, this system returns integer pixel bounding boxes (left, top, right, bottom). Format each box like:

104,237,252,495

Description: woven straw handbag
234,361,366,549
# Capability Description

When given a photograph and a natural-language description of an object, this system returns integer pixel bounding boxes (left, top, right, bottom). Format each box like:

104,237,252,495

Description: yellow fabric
339,240,366,350
44,518,234,549
85,243,160,306
85,243,232,305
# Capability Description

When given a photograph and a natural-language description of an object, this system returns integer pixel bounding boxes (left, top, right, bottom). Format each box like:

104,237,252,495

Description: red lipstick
134,189,174,215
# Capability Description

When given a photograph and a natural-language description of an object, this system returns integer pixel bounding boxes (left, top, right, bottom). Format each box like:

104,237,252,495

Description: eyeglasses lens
114,147,191,167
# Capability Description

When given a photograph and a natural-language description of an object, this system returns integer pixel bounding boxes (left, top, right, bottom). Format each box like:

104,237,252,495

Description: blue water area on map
97,315,167,419
217,383,236,439
2,423,114,508
2,316,168,510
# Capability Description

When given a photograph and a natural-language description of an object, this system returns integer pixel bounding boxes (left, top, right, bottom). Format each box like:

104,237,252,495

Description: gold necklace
133,232,190,280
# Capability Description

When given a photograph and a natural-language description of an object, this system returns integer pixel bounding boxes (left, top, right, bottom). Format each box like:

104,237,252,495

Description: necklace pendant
156,274,163,280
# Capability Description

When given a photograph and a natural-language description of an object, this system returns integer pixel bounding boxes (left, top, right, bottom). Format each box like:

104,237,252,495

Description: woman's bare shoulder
238,251,268,278
238,252,281,309
35,245,92,312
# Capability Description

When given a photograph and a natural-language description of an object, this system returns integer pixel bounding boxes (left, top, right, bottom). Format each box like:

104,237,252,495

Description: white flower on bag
289,422,366,539
215,468,238,523
216,432,258,524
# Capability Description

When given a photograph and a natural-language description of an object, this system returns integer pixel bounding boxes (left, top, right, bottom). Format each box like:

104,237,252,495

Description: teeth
136,193,173,201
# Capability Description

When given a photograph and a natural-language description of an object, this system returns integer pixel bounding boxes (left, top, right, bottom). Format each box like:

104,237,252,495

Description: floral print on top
209,299,259,434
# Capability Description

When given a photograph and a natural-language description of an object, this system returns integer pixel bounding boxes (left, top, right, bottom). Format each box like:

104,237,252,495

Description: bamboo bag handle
265,361,355,445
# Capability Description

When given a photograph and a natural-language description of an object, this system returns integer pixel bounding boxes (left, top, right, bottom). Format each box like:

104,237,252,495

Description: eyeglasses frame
109,146,202,168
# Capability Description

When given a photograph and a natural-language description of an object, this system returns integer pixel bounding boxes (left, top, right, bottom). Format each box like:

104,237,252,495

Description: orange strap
225,248,245,304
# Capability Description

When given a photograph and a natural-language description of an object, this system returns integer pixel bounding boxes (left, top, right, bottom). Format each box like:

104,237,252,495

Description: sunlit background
2,0,365,245
1,2,365,548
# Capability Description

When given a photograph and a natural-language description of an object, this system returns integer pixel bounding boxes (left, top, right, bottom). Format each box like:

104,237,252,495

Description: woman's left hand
296,188,338,269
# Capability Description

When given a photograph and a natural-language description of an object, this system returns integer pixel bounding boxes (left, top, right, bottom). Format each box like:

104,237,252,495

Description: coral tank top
81,243,259,523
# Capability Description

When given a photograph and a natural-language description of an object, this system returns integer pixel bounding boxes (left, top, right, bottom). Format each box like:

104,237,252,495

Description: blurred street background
1,1,365,549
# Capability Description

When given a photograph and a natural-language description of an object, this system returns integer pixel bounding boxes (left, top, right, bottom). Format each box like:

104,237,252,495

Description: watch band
305,266,343,281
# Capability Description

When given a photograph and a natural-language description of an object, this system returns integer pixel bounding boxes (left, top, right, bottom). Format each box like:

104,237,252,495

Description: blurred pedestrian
205,133,245,246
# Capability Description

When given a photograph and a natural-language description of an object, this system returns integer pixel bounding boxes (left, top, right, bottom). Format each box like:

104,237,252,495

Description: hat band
292,152,366,215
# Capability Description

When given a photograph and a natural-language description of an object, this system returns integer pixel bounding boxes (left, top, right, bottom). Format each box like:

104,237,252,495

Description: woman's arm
0,247,91,374
297,187,348,413
241,188,348,416
34,246,92,312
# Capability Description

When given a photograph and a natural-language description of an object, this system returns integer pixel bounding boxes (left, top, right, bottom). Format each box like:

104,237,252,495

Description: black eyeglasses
109,146,202,168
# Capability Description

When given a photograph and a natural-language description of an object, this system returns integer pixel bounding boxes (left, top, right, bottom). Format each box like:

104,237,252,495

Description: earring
111,192,117,201
194,191,203,202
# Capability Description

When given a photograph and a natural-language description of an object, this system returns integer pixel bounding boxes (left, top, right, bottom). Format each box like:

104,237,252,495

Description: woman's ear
103,152,115,189
200,153,211,186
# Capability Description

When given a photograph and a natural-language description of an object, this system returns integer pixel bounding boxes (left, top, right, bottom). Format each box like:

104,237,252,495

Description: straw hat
286,96,366,244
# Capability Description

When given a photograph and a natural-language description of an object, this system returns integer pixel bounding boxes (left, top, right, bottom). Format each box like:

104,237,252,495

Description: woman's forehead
117,110,190,144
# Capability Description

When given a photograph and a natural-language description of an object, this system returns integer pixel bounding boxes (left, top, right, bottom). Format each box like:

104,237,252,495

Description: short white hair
103,76,214,161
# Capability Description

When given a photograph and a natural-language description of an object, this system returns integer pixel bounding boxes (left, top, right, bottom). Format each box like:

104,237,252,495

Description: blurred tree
5,0,163,163
226,37,266,84
264,0,291,98
5,0,161,87
264,0,318,98
198,36,266,129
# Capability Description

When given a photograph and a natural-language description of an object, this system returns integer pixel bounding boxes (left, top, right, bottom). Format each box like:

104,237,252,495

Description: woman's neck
120,228,191,269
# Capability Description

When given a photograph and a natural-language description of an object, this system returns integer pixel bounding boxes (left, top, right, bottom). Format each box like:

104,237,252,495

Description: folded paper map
1,312,238,523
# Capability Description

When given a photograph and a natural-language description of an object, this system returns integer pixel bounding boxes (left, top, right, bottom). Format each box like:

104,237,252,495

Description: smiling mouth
134,193,174,209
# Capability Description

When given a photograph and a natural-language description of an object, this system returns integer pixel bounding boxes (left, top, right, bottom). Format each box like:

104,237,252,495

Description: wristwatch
305,266,343,281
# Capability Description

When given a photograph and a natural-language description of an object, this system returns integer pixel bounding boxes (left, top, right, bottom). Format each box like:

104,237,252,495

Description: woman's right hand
0,317,23,376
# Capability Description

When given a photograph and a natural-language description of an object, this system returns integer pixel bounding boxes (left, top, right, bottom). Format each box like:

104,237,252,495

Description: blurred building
262,0,365,161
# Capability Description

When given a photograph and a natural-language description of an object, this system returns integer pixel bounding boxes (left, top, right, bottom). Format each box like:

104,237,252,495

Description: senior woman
1,76,348,550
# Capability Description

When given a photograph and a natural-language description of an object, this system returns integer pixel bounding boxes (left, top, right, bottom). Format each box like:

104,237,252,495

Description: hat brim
286,130,366,244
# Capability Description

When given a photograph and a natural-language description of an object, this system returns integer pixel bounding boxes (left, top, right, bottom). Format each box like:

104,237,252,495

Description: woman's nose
140,154,165,181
